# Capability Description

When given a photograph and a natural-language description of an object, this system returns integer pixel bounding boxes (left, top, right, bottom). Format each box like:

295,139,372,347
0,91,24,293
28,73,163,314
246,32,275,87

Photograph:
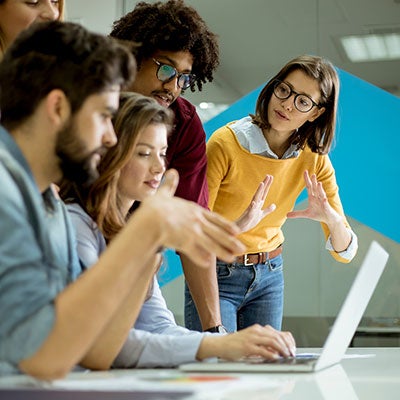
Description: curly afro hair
110,0,219,92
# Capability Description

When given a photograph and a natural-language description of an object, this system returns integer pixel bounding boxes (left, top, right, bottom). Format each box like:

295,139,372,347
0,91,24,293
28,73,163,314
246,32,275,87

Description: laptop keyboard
246,355,319,365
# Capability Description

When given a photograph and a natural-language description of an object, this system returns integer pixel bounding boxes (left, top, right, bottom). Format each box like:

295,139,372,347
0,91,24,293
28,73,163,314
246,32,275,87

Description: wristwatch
204,325,227,334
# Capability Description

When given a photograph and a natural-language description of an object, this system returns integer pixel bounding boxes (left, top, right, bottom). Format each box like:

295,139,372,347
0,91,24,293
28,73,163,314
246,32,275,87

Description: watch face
218,325,227,333
218,325,228,334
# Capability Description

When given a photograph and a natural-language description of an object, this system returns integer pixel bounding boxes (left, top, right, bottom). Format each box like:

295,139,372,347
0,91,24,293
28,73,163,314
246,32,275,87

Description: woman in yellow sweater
186,55,358,333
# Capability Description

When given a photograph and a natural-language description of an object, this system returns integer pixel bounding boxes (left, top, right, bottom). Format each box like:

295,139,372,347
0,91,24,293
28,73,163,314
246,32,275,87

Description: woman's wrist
325,210,344,230
196,335,226,360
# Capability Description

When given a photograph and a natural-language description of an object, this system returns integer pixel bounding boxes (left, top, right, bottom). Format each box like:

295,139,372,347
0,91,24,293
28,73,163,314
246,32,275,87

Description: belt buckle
244,255,253,266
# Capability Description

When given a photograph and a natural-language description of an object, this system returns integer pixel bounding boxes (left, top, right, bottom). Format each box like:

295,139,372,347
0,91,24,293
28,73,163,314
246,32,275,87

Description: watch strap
204,325,227,334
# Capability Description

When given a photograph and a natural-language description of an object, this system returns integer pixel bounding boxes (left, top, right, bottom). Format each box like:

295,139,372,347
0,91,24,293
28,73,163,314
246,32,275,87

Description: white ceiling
183,0,400,108
66,0,400,111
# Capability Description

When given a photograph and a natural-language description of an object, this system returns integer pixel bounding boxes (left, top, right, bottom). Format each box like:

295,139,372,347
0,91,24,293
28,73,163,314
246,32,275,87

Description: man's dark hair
110,0,219,92
0,21,136,130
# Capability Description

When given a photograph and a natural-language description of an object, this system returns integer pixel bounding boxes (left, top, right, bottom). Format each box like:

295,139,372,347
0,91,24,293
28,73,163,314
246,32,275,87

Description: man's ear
45,89,71,127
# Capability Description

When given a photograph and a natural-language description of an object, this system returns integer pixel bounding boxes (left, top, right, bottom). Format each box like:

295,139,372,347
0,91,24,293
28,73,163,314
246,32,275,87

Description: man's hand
141,169,245,267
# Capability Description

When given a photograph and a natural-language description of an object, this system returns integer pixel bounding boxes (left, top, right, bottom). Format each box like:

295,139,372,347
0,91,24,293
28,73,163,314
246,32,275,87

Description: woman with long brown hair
62,92,296,368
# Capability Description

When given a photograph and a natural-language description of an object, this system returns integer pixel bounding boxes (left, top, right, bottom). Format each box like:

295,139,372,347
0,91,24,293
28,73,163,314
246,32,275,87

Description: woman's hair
110,0,219,92
0,0,5,55
61,92,174,242
252,55,339,154
0,0,65,56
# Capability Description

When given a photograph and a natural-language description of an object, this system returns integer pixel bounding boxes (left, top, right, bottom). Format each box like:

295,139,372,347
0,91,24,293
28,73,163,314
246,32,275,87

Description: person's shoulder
0,135,19,169
301,145,330,159
0,146,14,169
0,150,21,197
66,203,94,224
171,97,204,138
66,203,103,240
66,202,85,215
230,116,254,133
0,144,35,198
209,120,238,141
172,96,197,119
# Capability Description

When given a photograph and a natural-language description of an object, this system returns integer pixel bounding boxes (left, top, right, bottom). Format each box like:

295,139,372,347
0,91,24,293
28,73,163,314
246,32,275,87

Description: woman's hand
287,170,340,225
197,324,296,361
235,174,276,233
287,170,351,252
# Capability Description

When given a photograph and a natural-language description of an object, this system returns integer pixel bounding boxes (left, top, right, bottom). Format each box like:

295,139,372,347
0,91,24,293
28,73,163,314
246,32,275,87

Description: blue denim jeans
185,254,284,332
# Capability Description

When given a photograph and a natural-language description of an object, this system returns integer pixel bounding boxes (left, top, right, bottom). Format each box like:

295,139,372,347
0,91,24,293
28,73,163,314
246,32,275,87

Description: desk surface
0,348,399,400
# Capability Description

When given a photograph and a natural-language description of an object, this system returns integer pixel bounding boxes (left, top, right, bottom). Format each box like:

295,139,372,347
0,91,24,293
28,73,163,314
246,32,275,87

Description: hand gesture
141,169,246,267
286,170,340,225
235,174,276,233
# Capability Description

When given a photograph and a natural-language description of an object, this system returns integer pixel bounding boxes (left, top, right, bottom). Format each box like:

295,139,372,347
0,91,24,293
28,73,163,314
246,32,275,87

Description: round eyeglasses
152,58,196,90
273,80,321,113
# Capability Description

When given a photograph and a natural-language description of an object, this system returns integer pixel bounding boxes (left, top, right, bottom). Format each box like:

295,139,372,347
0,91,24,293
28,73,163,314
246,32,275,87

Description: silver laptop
180,241,389,373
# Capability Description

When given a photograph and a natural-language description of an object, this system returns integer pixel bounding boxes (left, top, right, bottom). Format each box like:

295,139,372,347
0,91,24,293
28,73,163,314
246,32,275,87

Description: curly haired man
110,0,223,333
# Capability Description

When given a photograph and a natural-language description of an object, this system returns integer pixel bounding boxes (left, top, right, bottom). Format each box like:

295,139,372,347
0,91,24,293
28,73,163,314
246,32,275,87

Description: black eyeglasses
273,80,321,113
152,58,196,90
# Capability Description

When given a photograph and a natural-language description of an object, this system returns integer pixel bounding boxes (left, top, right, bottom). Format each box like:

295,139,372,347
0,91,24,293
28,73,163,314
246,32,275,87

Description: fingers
278,329,296,357
158,169,179,197
180,231,243,267
142,169,244,266
262,203,276,217
195,212,246,262
316,181,327,200
203,208,242,236
183,242,231,268
217,324,297,361
251,182,265,203
303,170,311,185
289,170,331,222
251,175,273,203
310,174,324,199
260,176,274,215
257,325,296,359
304,170,327,200
164,204,245,267
286,209,306,219
251,175,274,214
235,175,276,233
304,170,318,197
261,175,273,199
244,325,296,360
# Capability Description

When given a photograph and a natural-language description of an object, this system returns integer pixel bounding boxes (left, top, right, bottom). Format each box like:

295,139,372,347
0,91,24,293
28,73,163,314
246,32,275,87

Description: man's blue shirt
0,125,81,375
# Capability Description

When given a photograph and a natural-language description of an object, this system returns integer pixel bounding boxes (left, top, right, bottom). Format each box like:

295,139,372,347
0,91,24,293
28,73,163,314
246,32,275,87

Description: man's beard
55,117,105,187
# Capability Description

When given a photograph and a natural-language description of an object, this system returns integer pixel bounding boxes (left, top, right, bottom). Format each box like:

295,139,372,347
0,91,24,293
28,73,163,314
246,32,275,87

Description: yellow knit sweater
206,123,352,263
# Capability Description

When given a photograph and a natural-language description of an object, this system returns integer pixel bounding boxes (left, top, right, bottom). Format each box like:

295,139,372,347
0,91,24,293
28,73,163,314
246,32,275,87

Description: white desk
0,348,399,399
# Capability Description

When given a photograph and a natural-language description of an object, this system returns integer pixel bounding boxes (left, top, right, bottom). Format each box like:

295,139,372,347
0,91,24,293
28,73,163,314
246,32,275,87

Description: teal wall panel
332,70,399,244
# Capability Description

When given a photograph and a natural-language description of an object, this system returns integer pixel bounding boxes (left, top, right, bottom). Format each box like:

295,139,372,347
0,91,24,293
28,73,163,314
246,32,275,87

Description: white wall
65,0,124,34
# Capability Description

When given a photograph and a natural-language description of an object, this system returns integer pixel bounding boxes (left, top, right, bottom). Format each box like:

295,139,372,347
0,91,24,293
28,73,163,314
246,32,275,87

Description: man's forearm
180,253,221,330
79,256,158,370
